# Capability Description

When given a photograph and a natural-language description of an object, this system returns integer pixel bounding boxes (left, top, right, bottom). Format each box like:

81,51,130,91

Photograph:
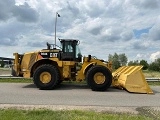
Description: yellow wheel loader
12,39,153,94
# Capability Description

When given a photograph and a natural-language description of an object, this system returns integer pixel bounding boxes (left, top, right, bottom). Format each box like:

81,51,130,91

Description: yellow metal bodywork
62,61,75,79
13,51,153,94
112,66,153,94
13,53,20,76
76,56,112,82
21,52,38,78
13,51,76,80
13,52,37,78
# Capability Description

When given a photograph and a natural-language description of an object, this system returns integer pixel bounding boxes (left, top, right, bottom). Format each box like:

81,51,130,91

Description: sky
0,0,160,63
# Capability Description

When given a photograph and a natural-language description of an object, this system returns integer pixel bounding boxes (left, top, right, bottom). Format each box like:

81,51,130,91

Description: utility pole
54,12,60,48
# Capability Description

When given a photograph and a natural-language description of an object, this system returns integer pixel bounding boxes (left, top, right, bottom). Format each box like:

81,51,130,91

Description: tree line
108,53,160,71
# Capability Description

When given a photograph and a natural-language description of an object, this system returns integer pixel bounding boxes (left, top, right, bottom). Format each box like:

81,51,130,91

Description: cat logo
50,53,58,57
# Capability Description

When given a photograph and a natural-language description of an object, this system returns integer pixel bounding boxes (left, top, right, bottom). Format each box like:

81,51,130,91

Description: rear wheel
33,64,60,90
86,65,112,91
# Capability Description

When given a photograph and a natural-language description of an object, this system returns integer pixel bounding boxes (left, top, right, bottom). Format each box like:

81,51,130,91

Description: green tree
128,60,139,66
149,58,160,71
149,62,159,71
139,60,149,70
108,53,128,69
108,54,113,62
119,53,128,66
112,53,121,69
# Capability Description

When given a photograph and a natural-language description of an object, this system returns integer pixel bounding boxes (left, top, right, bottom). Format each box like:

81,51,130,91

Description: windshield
65,42,73,52
76,45,82,58
59,39,82,61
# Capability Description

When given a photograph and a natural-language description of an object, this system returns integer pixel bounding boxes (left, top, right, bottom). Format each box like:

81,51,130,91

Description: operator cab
59,39,82,62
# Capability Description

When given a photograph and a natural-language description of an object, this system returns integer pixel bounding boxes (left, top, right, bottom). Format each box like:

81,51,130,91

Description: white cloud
148,16,160,41
0,0,160,63
150,51,160,62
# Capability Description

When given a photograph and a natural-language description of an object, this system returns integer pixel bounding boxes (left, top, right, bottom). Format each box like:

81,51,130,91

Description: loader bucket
112,66,153,94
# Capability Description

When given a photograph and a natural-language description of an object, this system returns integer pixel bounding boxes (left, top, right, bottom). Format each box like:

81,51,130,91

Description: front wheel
86,65,112,91
33,64,60,90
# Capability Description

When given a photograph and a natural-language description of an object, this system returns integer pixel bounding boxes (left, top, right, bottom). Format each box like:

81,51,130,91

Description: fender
31,58,58,77
82,62,96,75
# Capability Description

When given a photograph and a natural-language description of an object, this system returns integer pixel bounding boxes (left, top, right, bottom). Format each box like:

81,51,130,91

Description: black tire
86,65,112,91
33,64,60,90
57,80,63,85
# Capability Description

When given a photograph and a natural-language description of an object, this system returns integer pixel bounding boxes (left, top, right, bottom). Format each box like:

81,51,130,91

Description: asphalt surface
0,83,160,107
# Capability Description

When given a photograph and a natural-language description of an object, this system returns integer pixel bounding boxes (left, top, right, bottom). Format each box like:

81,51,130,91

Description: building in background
0,57,14,68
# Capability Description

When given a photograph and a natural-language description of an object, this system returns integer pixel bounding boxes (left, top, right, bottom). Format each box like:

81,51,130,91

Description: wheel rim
40,72,51,84
93,72,106,84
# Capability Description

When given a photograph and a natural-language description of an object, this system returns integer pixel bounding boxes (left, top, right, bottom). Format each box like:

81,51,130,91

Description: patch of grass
0,78,33,83
0,68,11,71
148,81,160,86
0,109,152,120
143,70,160,78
